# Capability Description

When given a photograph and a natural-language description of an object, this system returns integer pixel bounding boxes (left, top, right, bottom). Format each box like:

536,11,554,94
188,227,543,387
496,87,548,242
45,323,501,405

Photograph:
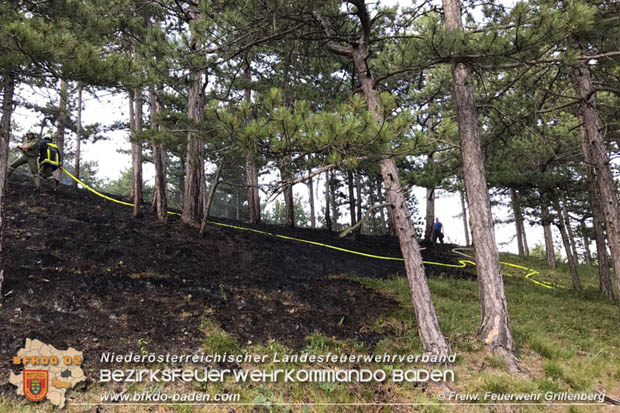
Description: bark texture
585,145,614,299
182,2,205,226
324,170,332,231
510,188,525,256
0,73,15,295
542,204,558,269
131,88,144,218
574,60,620,308
554,198,582,290
149,89,168,223
244,67,261,224
74,87,82,182
350,11,449,355
308,173,316,228
442,0,517,363
460,189,470,246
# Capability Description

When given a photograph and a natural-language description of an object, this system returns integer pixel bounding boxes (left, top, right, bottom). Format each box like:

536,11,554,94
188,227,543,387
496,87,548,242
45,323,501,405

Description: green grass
2,256,618,412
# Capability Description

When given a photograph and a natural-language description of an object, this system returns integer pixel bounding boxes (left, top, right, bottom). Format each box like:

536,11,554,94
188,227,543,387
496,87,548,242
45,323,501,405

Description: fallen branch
339,202,392,238
597,391,620,406
267,157,370,203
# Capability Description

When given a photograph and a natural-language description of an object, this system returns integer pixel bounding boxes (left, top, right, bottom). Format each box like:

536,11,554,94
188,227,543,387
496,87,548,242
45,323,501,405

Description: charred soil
0,175,473,390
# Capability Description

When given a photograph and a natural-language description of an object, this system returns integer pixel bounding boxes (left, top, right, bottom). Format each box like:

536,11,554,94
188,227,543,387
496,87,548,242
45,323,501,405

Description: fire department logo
10,339,85,408
23,370,49,402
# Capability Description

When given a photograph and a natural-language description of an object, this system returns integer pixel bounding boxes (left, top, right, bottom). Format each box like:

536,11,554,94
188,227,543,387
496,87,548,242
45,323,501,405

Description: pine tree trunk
308,173,316,228
347,171,356,229
74,87,82,183
149,89,167,223
542,204,557,269
350,37,450,356
589,169,614,299
182,1,205,226
522,225,530,256
355,172,363,237
368,177,378,233
329,172,338,228
56,79,68,155
376,175,387,233
131,88,144,218
460,189,470,246
424,186,435,242
0,73,16,295
574,60,620,308
280,164,294,228
581,225,593,266
561,194,579,262
244,66,261,224
554,198,582,290
324,170,332,231
128,90,136,200
510,188,525,255
442,0,517,363
246,156,260,224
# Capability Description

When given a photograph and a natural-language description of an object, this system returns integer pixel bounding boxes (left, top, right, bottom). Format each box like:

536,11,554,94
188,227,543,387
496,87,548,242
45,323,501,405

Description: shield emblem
23,370,48,402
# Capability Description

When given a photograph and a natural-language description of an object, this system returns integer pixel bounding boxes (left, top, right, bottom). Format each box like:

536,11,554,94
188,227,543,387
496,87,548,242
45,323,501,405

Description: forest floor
0,174,619,412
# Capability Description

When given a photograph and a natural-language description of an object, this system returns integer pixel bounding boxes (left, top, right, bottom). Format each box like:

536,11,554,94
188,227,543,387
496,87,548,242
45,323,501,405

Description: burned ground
0,175,474,391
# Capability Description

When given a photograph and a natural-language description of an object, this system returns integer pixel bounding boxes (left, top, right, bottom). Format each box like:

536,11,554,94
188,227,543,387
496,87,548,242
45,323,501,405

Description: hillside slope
0,175,470,390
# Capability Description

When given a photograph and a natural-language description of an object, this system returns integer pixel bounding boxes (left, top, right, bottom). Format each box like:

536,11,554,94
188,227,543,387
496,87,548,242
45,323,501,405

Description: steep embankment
0,174,471,390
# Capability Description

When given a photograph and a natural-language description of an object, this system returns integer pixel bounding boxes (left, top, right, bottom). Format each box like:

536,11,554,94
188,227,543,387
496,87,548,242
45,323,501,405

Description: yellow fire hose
60,167,562,289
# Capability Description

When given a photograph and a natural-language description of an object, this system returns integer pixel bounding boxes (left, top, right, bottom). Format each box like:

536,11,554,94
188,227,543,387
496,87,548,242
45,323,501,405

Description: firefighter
38,136,62,191
7,132,41,189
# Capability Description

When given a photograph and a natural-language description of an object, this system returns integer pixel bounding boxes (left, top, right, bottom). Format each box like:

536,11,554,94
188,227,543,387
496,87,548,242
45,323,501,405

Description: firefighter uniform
39,137,62,191
8,133,41,188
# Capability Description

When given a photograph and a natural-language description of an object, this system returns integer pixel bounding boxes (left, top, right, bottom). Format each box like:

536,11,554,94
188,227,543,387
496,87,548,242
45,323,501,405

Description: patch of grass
486,354,507,370
200,317,241,354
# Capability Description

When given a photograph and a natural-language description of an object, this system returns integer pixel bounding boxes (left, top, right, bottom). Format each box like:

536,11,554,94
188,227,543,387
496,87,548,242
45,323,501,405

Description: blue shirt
433,222,443,231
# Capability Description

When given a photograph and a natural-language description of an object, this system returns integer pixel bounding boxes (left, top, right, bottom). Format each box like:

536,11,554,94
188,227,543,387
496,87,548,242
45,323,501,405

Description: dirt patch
0,175,474,390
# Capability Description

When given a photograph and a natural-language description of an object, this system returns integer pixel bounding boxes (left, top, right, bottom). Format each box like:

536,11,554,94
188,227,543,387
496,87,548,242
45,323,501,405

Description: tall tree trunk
424,186,435,242
74,87,82,183
324,170,332,231
554,198,582,290
442,0,517,363
522,223,530,256
56,79,68,155
280,164,294,228
182,2,205,226
581,224,593,266
246,156,260,224
329,172,338,228
574,60,620,309
588,166,614,299
347,171,356,229
376,175,387,233
561,194,579,262
349,25,449,356
510,188,525,255
308,172,316,228
128,90,136,200
244,65,261,224
368,176,378,233
236,186,240,221
460,189,470,246
131,88,144,218
541,204,557,269
149,89,167,223
355,172,363,237
0,73,16,295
